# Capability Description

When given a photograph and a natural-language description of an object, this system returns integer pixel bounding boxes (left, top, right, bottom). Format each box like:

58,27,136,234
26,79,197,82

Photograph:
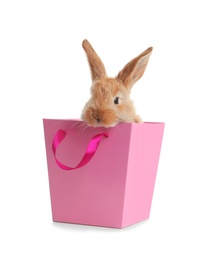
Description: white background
0,0,214,259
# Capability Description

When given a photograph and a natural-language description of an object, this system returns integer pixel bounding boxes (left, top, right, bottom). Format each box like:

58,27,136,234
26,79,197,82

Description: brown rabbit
81,39,153,127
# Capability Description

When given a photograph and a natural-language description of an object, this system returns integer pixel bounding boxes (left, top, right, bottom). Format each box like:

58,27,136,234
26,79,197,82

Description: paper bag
43,119,164,228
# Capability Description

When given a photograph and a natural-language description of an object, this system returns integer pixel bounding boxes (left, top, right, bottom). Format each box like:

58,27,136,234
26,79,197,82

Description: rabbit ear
82,39,107,81
117,47,153,89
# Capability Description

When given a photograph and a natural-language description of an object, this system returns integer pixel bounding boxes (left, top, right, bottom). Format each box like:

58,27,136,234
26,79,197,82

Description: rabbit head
81,39,153,128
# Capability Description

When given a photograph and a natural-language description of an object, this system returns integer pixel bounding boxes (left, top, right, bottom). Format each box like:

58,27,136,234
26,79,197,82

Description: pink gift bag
43,119,164,228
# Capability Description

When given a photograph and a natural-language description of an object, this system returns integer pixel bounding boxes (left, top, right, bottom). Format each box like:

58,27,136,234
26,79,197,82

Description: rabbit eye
114,97,119,105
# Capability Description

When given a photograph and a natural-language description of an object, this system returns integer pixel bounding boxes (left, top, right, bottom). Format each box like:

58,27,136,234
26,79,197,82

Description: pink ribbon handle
52,129,109,170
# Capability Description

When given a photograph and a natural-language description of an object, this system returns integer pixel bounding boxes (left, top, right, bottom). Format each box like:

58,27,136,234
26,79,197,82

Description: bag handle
52,129,108,170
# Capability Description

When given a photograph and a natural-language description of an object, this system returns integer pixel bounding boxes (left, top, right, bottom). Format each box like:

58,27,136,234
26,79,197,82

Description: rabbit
81,39,153,128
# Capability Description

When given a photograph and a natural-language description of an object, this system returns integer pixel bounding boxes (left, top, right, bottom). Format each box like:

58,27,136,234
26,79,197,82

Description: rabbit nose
92,111,102,123
92,115,102,123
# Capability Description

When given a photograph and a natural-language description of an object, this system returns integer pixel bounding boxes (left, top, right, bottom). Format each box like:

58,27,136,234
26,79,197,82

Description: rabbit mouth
83,108,119,128
90,116,119,128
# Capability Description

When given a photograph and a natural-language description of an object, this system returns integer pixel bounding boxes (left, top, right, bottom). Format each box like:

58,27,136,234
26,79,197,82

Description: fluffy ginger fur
81,39,153,128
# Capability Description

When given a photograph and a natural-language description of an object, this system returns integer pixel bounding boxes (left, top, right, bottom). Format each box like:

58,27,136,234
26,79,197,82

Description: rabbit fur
81,39,153,128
